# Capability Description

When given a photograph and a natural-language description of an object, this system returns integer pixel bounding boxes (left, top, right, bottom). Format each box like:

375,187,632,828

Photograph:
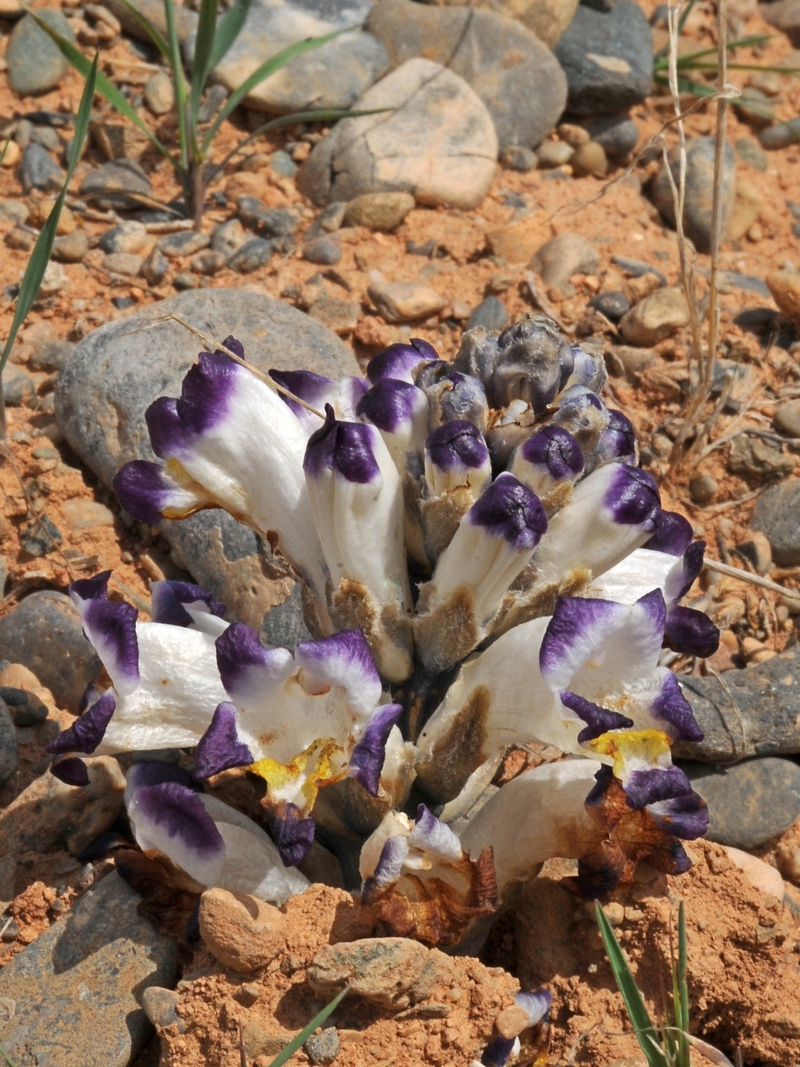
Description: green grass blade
0,1041,18,1067
676,902,690,1067
267,987,348,1067
112,0,170,60
163,0,191,166
654,33,772,70
596,903,668,1067
25,11,175,167
201,25,356,153
209,0,252,68
0,54,98,376
189,0,219,135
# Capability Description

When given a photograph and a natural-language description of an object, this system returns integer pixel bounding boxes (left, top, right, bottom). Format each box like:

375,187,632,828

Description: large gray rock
684,757,800,849
675,646,800,762
365,0,568,150
6,10,74,96
297,58,498,209
751,479,800,565
0,872,178,1067
105,0,197,44
193,0,388,115
55,289,358,646
650,137,737,254
553,0,652,116
0,700,18,786
0,591,102,713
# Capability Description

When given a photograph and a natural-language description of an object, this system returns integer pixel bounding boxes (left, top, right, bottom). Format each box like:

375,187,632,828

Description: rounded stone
500,145,537,172
584,113,640,161
6,10,75,96
689,473,718,503
767,271,800,326
685,757,800,849
198,888,287,972
194,0,387,115
530,232,600,297
774,399,800,439
0,701,18,786
51,231,89,264
19,143,64,194
365,0,567,152
570,140,608,177
650,137,737,254
0,591,102,713
297,58,498,210
343,192,415,232
228,238,272,274
589,290,629,322
99,221,151,256
553,0,653,117
751,480,800,565
466,296,510,333
144,71,175,116
619,287,689,346
534,139,573,168
302,234,342,266
304,1027,340,1065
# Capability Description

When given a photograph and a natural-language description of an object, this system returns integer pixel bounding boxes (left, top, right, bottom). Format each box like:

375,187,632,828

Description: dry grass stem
704,557,800,599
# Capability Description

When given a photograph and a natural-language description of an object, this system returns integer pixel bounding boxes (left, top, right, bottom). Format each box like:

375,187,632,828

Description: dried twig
124,313,326,418
704,557,800,599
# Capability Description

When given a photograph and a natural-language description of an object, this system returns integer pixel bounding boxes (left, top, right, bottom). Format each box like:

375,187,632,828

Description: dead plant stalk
667,0,740,470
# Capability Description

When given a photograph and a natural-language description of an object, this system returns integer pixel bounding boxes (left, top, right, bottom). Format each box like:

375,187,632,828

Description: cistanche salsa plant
47,316,718,973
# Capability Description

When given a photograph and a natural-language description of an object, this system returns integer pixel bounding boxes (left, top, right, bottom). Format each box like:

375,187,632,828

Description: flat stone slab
675,647,800,762
0,873,178,1067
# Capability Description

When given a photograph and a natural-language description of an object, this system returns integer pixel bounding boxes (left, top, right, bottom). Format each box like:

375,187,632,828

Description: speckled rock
6,10,74,96
675,645,800,762
195,0,388,114
0,591,101,712
650,137,737,253
198,888,288,972
307,938,456,1009
0,872,178,1067
0,757,125,856
553,0,652,116
297,58,498,210
619,287,689,345
0,701,18,786
343,191,415,232
684,758,800,849
751,479,800,565
367,277,447,322
365,0,568,150
530,232,600,297
55,288,358,647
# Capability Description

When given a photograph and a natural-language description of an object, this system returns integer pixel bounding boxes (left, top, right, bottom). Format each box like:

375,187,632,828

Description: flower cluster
49,316,717,956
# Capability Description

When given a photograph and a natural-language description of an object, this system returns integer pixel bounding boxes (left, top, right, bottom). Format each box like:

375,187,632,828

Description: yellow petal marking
588,729,672,778
249,737,346,813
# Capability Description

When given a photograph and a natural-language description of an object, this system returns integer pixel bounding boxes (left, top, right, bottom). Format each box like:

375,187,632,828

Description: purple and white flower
304,406,413,682
125,762,309,901
113,339,330,621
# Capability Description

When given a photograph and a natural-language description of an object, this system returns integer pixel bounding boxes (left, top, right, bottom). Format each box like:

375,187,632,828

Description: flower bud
510,425,585,498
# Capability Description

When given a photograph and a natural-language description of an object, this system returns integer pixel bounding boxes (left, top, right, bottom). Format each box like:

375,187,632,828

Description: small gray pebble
590,290,630,321
228,238,273,274
210,217,246,259
111,296,137,310
189,249,227,276
19,515,63,558
173,271,198,290
141,247,169,286
688,473,718,504
304,1027,340,1065
2,368,35,407
500,145,537,172
29,340,74,372
51,231,89,264
270,150,297,177
466,296,509,332
14,119,33,148
759,119,800,151
302,234,341,266
0,700,19,786
0,688,49,727
29,127,61,152
19,144,65,194
735,136,768,172
157,230,210,258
